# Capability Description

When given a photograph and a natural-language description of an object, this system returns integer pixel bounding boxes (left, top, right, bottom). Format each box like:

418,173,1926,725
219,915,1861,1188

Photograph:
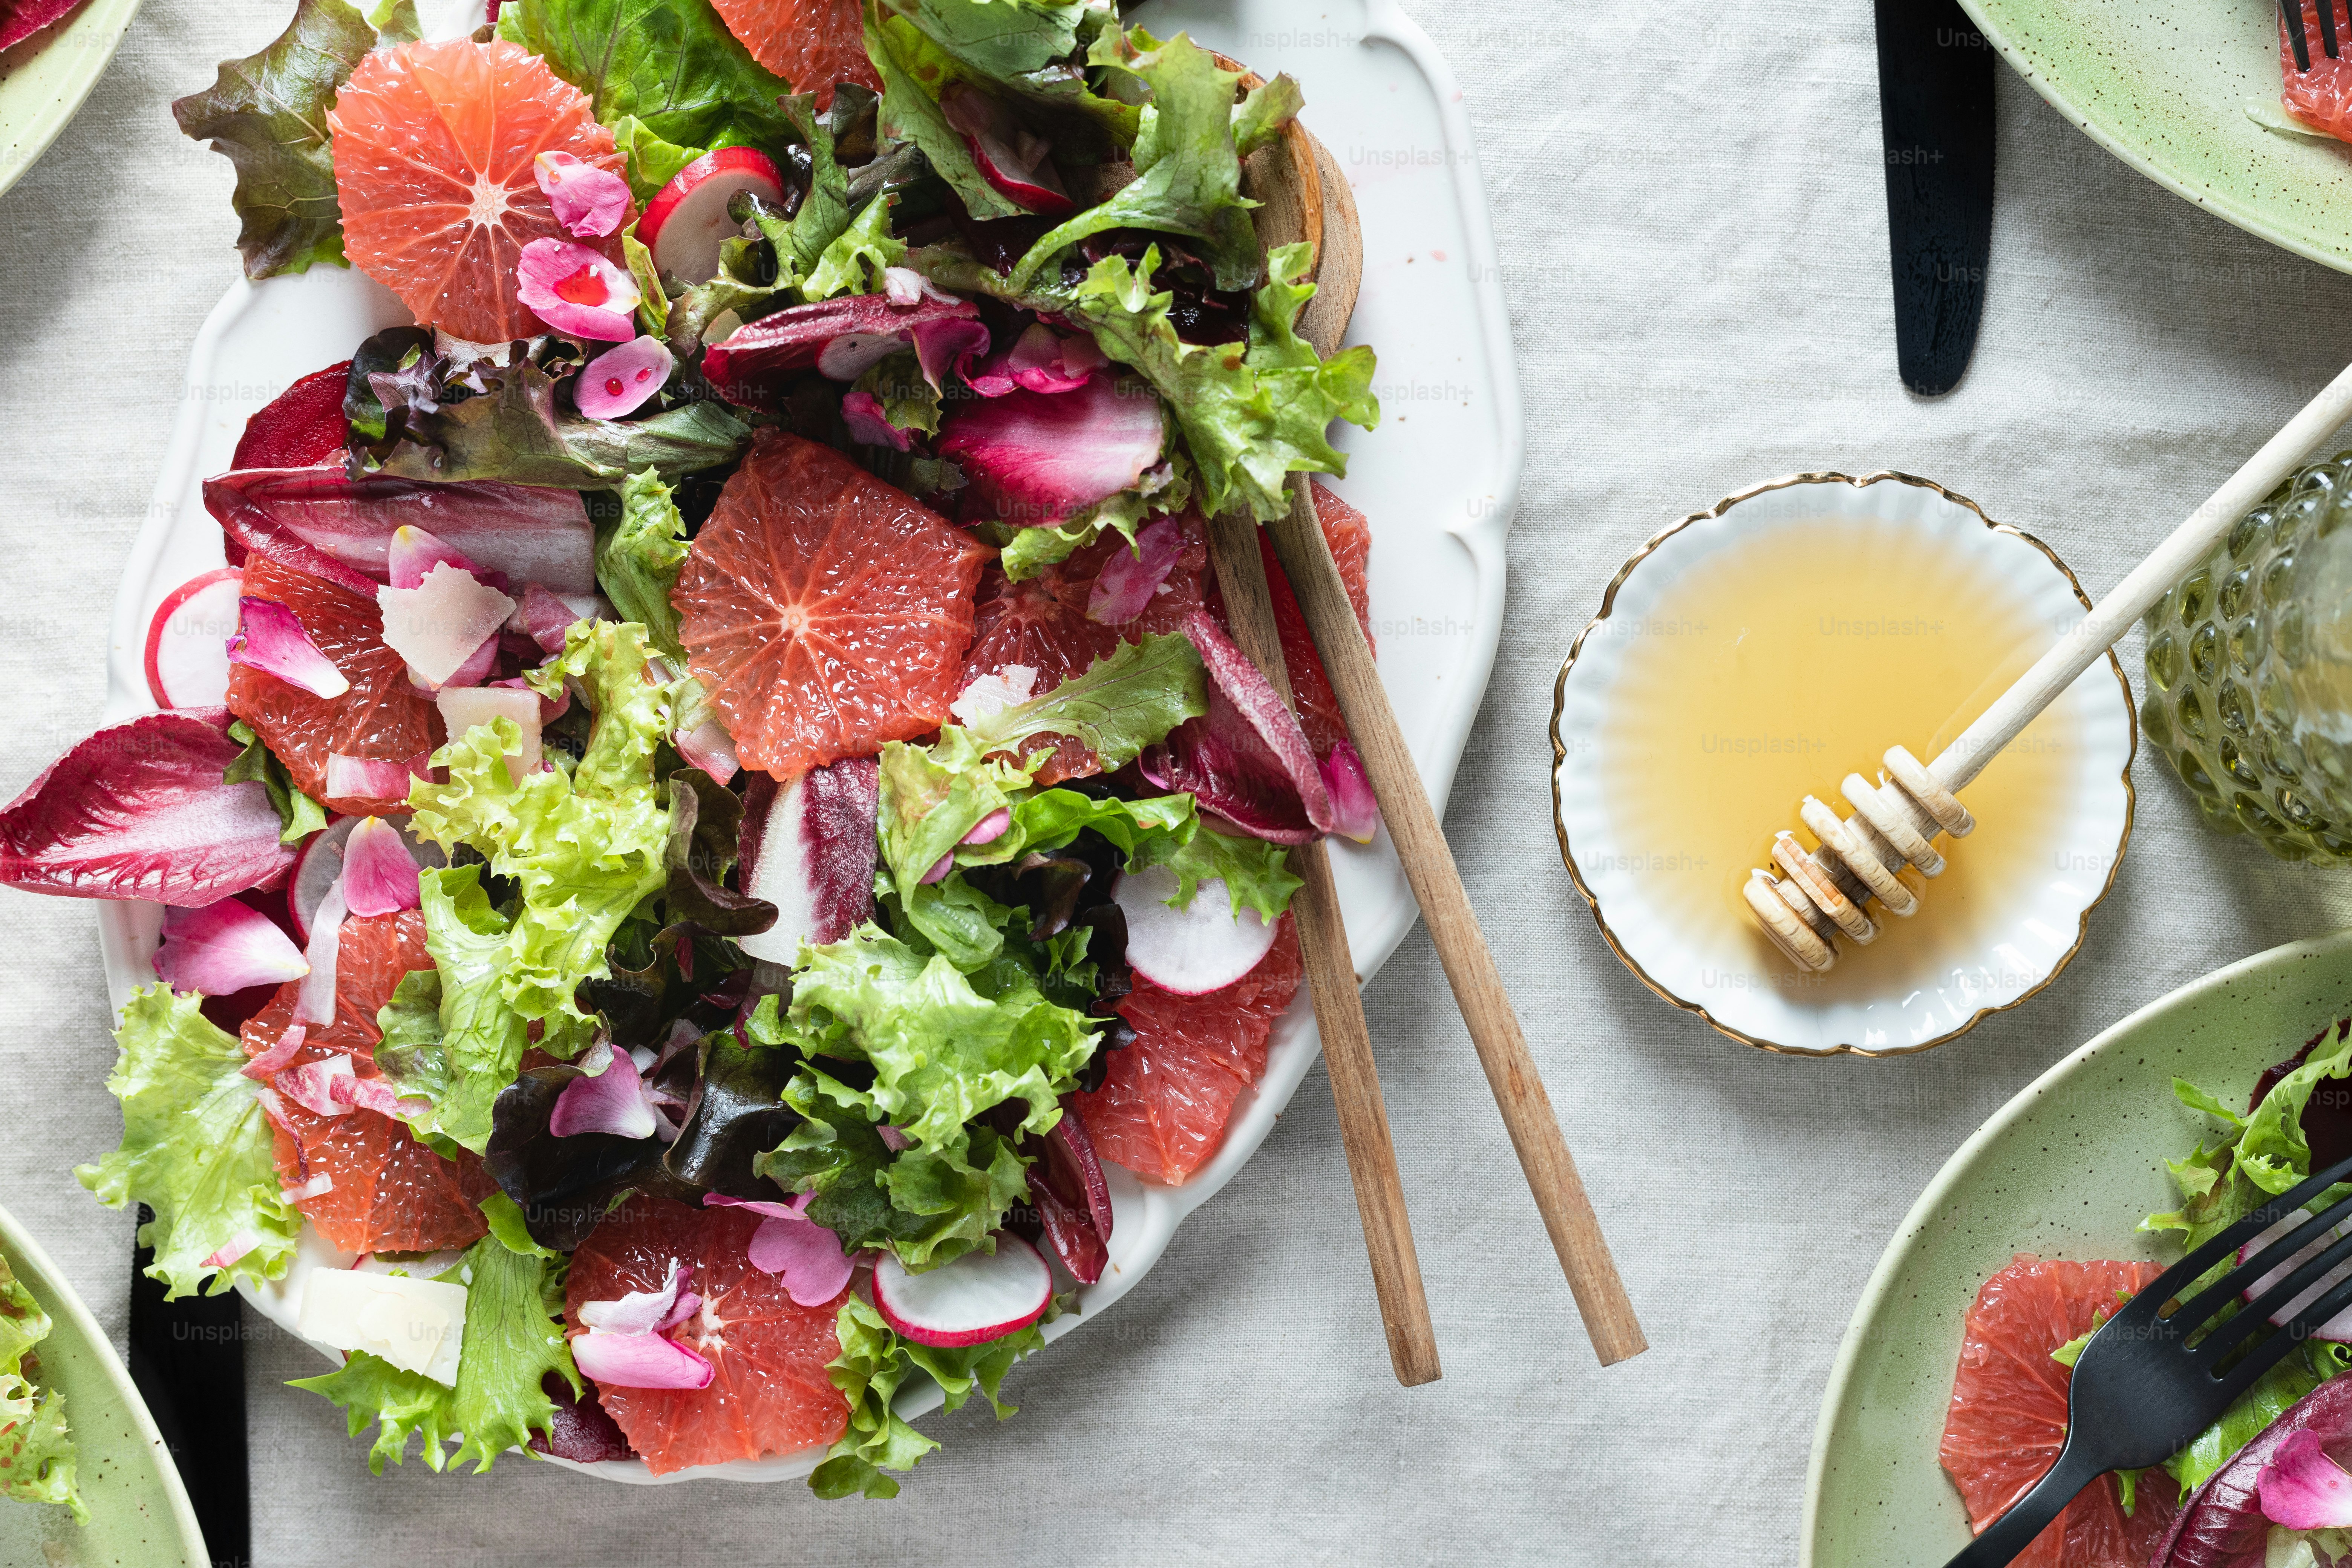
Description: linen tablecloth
6,2,2351,1560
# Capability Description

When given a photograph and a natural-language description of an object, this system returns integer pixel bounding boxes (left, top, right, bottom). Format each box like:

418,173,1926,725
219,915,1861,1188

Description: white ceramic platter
1551,473,2136,1056
92,0,1518,1484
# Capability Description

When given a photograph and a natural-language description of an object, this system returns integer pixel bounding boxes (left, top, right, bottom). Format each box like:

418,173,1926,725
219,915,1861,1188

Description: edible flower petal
153,896,309,996
1319,741,1380,844
387,526,498,593
2262,1429,2352,1528
577,1259,697,1335
570,1328,713,1390
339,816,422,917
701,1194,853,1307
574,336,674,421
549,1041,668,1141
515,239,641,343
911,317,991,396
532,151,631,239
227,596,349,698
1086,515,1182,625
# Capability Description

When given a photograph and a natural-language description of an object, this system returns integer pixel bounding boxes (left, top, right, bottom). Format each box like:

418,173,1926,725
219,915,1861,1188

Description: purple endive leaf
533,151,631,239
0,0,83,52
340,816,421,917
202,469,596,596
240,1023,307,1082
575,335,673,420
700,293,980,405
938,81,1076,216
0,708,298,905
2262,1429,2352,1529
153,897,310,996
911,317,991,396
1086,516,1182,625
570,1329,714,1390
517,583,588,652
329,1073,433,1120
228,596,349,698
1006,322,1105,394
1320,741,1379,844
549,1043,664,1140
841,391,913,451
577,1260,694,1335
201,1233,262,1272
297,881,347,1025
323,752,427,805
1138,610,1333,844
936,375,1165,527
876,1123,913,1152
515,238,640,342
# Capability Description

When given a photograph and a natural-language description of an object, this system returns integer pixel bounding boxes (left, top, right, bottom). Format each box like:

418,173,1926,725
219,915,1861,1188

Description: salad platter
10,0,1524,1498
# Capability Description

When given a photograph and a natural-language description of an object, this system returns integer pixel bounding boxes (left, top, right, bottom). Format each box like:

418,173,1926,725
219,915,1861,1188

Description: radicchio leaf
700,292,980,406
936,374,1166,528
204,469,596,596
1138,611,1332,845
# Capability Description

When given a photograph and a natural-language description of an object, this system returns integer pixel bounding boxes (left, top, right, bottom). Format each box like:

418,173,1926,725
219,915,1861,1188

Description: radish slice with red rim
637,146,787,285
1113,863,1277,996
145,568,244,708
871,1235,1052,1348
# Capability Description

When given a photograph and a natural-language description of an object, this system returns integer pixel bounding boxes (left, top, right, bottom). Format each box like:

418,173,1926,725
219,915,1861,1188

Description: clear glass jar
2142,449,2352,862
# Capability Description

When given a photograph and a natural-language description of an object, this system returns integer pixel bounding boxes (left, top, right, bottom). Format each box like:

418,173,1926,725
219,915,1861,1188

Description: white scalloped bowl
1550,472,2137,1057
90,0,1521,1485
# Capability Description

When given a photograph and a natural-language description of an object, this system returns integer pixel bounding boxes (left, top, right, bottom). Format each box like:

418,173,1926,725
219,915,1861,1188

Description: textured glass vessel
2142,450,2352,862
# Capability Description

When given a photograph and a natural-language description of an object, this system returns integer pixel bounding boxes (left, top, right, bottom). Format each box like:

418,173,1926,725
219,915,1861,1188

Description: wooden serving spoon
1218,73,1647,1370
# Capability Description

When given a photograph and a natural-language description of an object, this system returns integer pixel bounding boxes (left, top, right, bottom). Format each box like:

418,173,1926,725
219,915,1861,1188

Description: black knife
1873,0,1996,397
129,1205,249,1568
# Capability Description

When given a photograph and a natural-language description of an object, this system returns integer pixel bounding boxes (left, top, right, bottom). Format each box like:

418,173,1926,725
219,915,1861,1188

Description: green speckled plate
0,1204,205,1568
1801,930,2352,1565
0,0,142,199
1962,0,2352,272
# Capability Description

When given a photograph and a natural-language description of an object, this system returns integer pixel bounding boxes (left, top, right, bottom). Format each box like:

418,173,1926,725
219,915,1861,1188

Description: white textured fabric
7,2,2352,1561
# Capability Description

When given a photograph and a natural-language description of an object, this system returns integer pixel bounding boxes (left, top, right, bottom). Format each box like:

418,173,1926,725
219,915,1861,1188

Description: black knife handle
1875,0,1997,396
129,1206,250,1568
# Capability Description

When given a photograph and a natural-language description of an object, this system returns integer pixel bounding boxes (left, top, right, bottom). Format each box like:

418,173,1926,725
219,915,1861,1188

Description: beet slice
528,1370,636,1464
700,293,980,406
2247,1020,2352,1174
231,362,354,471
0,707,296,904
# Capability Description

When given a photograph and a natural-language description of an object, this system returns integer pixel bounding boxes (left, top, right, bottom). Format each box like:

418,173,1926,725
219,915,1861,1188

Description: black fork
1943,1152,2352,1567
2283,0,2341,74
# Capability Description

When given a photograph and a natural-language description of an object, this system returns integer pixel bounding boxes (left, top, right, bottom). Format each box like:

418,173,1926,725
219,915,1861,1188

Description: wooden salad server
1228,83,1646,1370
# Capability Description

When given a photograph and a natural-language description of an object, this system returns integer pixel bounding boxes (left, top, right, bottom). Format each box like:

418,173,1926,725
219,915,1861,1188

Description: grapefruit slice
1940,1254,2182,1567
2282,8,2352,142
675,432,990,778
225,555,439,817
329,39,627,344
1076,915,1301,1185
241,910,495,1256
960,511,1208,784
705,0,879,110
565,1195,851,1477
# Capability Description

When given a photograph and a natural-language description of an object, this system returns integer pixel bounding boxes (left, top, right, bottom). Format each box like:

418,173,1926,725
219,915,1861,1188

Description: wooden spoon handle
1202,509,1441,1387
1265,476,1648,1367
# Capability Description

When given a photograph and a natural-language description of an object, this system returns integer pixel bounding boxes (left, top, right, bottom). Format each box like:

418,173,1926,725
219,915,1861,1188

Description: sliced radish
144,567,244,708
435,686,544,780
638,146,786,285
1113,862,1277,995
871,1235,1052,1348
2242,1214,2352,1341
939,83,1075,217
734,757,881,966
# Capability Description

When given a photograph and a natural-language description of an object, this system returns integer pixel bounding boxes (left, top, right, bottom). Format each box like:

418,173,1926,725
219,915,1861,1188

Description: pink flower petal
672,717,738,785
575,336,674,420
2262,1429,2352,1528
1006,321,1099,394
919,850,954,885
549,1044,662,1140
242,1023,308,1082
387,526,500,592
841,390,913,451
911,316,992,395
276,1054,354,1117
296,882,347,1025
571,1329,714,1390
700,1193,804,1221
533,151,631,239
747,1215,854,1306
1086,515,1182,625
340,816,421,917
515,239,640,343
153,897,309,996
228,596,349,698
1319,741,1380,844
578,1260,694,1334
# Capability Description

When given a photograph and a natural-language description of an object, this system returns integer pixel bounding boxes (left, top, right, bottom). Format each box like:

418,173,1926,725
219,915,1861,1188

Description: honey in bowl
1594,512,2088,1009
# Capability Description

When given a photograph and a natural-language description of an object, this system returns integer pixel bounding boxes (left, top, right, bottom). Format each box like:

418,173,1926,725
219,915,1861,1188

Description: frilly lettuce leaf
613,114,702,202
287,1232,576,1475
805,192,906,301
0,1250,84,1523
496,0,796,151
865,1,1027,221
404,622,675,1138
75,986,301,1300
596,470,691,662
170,0,378,280
809,1292,1042,1499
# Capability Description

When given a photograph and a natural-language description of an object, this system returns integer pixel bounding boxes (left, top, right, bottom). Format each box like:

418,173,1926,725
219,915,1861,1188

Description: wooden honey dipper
1746,364,2352,971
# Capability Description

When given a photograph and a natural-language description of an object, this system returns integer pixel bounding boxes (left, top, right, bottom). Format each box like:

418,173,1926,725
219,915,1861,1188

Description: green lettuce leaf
1007,28,1296,292
171,0,378,279
288,1233,576,1475
404,622,675,1138
373,356,753,488
75,986,301,1300
865,2,1027,221
0,1250,85,1523
612,113,703,201
805,191,906,300
809,1292,1041,1499
597,469,691,661
225,719,329,843
497,0,796,150
885,0,1097,78
991,457,1190,580
2164,1339,2352,1492
848,350,940,439
966,628,1208,771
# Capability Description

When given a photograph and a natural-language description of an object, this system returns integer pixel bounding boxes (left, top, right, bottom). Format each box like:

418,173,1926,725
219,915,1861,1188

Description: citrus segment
676,431,990,778
1939,1254,2180,1567
960,511,1208,784
706,0,879,110
329,39,627,343
566,1196,851,1476
1077,915,1301,1185
241,911,494,1256
2282,9,2352,142
225,555,439,816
